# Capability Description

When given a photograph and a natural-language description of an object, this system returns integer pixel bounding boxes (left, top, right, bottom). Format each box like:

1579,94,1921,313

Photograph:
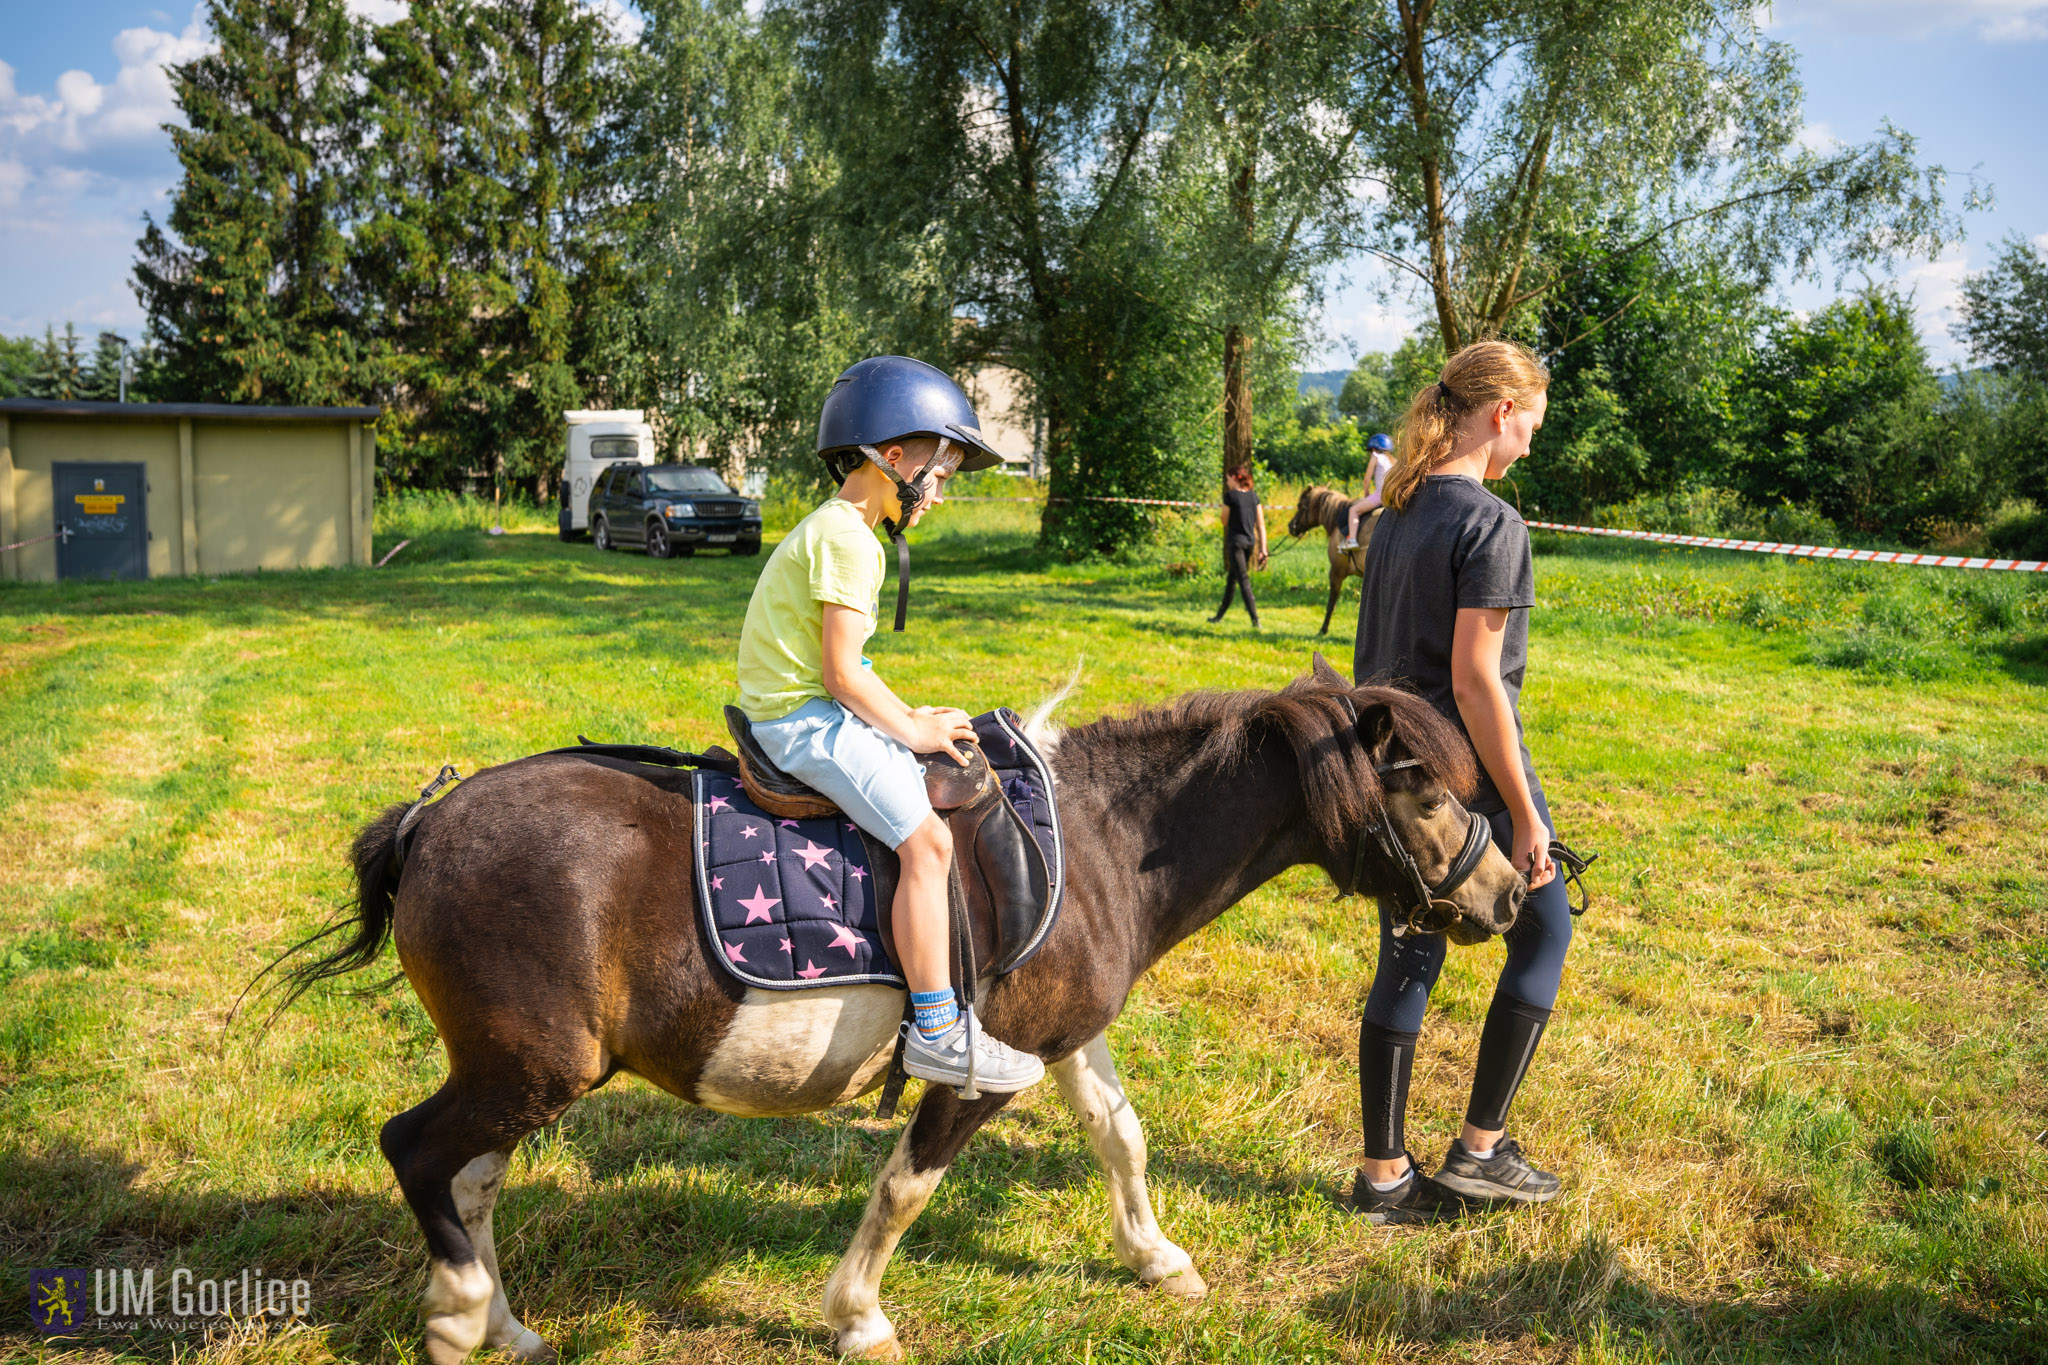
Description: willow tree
789,0,1219,555
1164,0,1384,476
1349,0,1969,351
611,0,856,471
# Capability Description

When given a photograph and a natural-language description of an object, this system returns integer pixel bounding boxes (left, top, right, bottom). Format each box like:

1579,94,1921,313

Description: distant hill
1298,368,1350,397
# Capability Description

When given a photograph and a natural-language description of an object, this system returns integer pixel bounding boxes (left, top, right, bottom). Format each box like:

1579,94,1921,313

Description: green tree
79,332,135,403
1524,232,1765,512
1348,0,1967,351
1337,352,1397,430
1955,234,2048,380
1734,290,1981,537
1164,0,1383,480
28,325,88,401
133,0,365,404
355,0,626,491
0,335,43,399
1953,235,2048,506
791,0,1217,555
611,0,853,478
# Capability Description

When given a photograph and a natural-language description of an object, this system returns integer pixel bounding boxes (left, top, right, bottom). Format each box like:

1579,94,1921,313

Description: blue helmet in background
817,356,1007,477
1367,432,1394,453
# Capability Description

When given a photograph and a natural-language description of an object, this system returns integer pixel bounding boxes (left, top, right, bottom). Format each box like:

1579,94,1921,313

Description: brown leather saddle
721,705,1052,978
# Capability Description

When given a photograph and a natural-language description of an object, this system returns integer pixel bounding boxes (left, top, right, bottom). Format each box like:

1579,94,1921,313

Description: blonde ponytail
1381,340,1550,512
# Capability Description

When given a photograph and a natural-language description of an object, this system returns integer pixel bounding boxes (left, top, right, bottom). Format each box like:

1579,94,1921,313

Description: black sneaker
1431,1135,1561,1204
1345,1155,1465,1225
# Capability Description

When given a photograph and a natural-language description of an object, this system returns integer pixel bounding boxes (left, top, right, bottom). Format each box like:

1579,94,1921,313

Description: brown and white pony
1287,486,1382,637
282,660,1522,1361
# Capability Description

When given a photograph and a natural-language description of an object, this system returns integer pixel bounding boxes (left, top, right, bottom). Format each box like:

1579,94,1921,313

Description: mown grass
2,494,2045,1363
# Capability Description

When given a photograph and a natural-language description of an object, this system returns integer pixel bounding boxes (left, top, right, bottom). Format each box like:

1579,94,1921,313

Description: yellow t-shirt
736,498,885,722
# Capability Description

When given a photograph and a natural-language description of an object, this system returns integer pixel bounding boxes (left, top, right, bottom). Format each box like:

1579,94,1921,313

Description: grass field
3,492,2046,1363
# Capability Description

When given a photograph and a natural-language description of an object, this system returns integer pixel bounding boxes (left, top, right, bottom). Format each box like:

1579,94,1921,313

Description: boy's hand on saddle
908,706,976,764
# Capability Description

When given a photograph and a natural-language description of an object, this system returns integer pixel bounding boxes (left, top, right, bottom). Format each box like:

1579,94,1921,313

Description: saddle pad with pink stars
691,706,1063,991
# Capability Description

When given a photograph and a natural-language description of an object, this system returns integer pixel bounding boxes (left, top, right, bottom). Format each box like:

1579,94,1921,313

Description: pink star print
797,959,827,980
794,840,833,870
740,823,761,840
740,886,781,924
820,892,838,911
723,940,747,964
760,849,776,864
848,865,866,882
779,937,792,953
706,795,731,814
779,819,800,829
828,922,864,957
846,822,858,833
710,875,724,891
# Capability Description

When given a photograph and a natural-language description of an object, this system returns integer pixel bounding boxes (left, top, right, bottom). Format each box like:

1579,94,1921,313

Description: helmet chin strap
858,437,952,632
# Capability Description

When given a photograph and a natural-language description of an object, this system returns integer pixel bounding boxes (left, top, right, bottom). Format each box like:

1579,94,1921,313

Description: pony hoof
1145,1265,1209,1299
836,1334,903,1361
502,1327,558,1362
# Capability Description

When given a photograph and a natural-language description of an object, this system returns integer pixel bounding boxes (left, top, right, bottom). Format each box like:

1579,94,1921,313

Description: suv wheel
647,521,674,559
593,516,613,551
734,538,761,557
558,509,578,542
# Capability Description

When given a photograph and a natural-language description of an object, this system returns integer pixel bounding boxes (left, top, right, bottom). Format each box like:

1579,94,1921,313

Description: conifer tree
355,0,623,489
133,0,364,404
28,325,87,400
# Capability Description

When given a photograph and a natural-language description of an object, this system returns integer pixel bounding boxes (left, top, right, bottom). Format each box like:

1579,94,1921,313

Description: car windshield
645,468,731,495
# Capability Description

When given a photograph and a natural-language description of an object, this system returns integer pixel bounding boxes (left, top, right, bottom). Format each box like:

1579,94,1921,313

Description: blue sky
3,1,2043,367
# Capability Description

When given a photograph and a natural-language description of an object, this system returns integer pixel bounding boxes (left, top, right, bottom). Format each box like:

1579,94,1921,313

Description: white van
558,410,657,539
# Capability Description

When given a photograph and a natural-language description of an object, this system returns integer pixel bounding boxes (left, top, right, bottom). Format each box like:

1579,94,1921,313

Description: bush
1590,486,1838,544
1987,506,2048,560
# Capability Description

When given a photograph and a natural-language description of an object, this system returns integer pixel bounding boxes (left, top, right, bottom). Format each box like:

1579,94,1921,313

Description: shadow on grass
1310,1237,2045,1363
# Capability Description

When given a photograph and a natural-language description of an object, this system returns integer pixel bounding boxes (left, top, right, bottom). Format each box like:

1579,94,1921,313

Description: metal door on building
53,462,149,581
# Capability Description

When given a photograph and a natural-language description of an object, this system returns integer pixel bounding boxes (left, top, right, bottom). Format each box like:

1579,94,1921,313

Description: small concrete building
0,399,379,583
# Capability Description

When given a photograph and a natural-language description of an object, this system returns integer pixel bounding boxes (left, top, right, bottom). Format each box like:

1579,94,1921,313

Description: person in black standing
1210,462,1268,628
1347,338,1576,1224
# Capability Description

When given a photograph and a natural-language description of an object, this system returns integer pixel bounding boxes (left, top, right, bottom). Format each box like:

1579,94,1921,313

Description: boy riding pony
734,355,1045,1095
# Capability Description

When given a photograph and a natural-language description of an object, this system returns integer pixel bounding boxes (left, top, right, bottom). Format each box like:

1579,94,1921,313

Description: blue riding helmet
1367,432,1394,452
817,356,1007,475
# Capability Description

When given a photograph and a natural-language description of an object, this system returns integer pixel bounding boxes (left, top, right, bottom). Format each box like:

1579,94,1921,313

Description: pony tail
1381,385,1456,512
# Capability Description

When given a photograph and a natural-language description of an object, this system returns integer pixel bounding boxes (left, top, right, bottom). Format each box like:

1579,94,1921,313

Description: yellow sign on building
75,494,124,515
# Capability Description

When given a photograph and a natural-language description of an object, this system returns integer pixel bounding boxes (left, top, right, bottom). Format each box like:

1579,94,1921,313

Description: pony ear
1310,653,1348,689
1356,701,1395,761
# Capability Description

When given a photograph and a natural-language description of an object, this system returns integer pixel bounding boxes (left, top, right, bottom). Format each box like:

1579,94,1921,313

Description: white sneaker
1339,536,1359,551
900,1012,1045,1095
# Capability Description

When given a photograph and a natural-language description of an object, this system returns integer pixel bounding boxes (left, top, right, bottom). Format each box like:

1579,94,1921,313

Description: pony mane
1062,672,1477,849
1294,485,1354,535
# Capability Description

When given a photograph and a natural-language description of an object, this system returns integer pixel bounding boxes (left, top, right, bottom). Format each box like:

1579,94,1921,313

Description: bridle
1347,757,1496,939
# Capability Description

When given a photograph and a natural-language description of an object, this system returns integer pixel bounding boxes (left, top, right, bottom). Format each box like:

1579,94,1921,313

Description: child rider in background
1339,431,1396,552
734,355,1045,1095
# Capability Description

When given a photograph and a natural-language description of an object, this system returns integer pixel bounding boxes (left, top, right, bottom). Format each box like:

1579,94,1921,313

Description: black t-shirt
1351,474,1538,814
1222,487,1261,548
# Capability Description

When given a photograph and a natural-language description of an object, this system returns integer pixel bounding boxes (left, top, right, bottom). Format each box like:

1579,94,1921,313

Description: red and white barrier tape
1526,520,2046,573
1,527,71,554
944,496,2041,572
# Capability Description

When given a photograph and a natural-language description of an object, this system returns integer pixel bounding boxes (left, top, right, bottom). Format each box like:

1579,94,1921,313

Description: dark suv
588,463,762,558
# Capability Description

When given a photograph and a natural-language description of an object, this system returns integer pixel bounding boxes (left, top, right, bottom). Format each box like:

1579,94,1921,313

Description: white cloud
0,9,211,333
1772,0,2048,41
1796,120,1838,151
1895,246,1973,361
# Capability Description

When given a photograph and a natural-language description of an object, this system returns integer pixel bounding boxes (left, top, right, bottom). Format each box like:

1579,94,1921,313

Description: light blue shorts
747,697,934,849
